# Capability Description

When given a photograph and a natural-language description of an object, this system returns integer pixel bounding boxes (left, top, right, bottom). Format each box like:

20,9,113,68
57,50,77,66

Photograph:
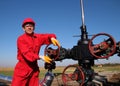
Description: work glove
40,55,52,63
51,37,60,47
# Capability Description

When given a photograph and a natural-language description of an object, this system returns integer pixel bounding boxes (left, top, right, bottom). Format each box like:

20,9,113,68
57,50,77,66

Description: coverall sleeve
17,37,40,62
39,34,56,45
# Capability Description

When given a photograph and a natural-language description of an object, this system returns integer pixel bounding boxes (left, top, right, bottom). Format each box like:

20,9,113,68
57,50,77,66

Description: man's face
23,24,34,34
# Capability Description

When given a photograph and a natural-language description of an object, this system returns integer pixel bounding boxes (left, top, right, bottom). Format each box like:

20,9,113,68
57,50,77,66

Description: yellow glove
51,37,60,47
40,55,52,63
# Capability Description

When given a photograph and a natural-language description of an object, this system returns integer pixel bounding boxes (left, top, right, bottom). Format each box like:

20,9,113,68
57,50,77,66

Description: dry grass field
0,64,120,86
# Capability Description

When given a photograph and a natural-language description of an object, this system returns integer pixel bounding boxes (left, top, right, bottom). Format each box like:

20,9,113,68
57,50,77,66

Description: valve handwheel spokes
88,33,116,59
62,65,85,86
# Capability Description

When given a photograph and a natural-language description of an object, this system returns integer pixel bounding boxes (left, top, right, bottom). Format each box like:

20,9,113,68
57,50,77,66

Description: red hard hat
22,18,35,27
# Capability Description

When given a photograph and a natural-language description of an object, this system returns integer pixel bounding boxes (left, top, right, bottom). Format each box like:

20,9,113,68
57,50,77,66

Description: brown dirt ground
98,71,120,83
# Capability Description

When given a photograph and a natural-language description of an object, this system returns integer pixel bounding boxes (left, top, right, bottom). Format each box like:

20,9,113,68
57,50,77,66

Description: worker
11,18,60,86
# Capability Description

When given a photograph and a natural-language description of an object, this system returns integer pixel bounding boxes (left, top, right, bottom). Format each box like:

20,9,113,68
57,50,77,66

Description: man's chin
26,32,34,35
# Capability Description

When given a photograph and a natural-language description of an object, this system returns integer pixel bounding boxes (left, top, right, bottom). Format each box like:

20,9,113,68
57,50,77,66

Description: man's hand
40,55,52,63
51,37,60,46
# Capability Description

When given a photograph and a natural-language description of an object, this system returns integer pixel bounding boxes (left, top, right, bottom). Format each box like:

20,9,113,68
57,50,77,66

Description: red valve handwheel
62,65,85,86
88,33,116,59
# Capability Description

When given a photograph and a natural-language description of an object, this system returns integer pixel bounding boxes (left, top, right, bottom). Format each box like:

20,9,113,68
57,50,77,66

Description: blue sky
0,0,120,67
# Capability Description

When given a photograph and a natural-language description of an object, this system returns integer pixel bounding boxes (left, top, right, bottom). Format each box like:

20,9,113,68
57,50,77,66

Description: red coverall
11,33,56,86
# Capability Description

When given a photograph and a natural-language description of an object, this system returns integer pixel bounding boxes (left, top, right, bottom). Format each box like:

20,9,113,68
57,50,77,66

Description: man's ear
22,27,25,31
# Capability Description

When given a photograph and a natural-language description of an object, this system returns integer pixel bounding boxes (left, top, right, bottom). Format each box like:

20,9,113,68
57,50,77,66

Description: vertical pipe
80,0,85,28
80,0,88,42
